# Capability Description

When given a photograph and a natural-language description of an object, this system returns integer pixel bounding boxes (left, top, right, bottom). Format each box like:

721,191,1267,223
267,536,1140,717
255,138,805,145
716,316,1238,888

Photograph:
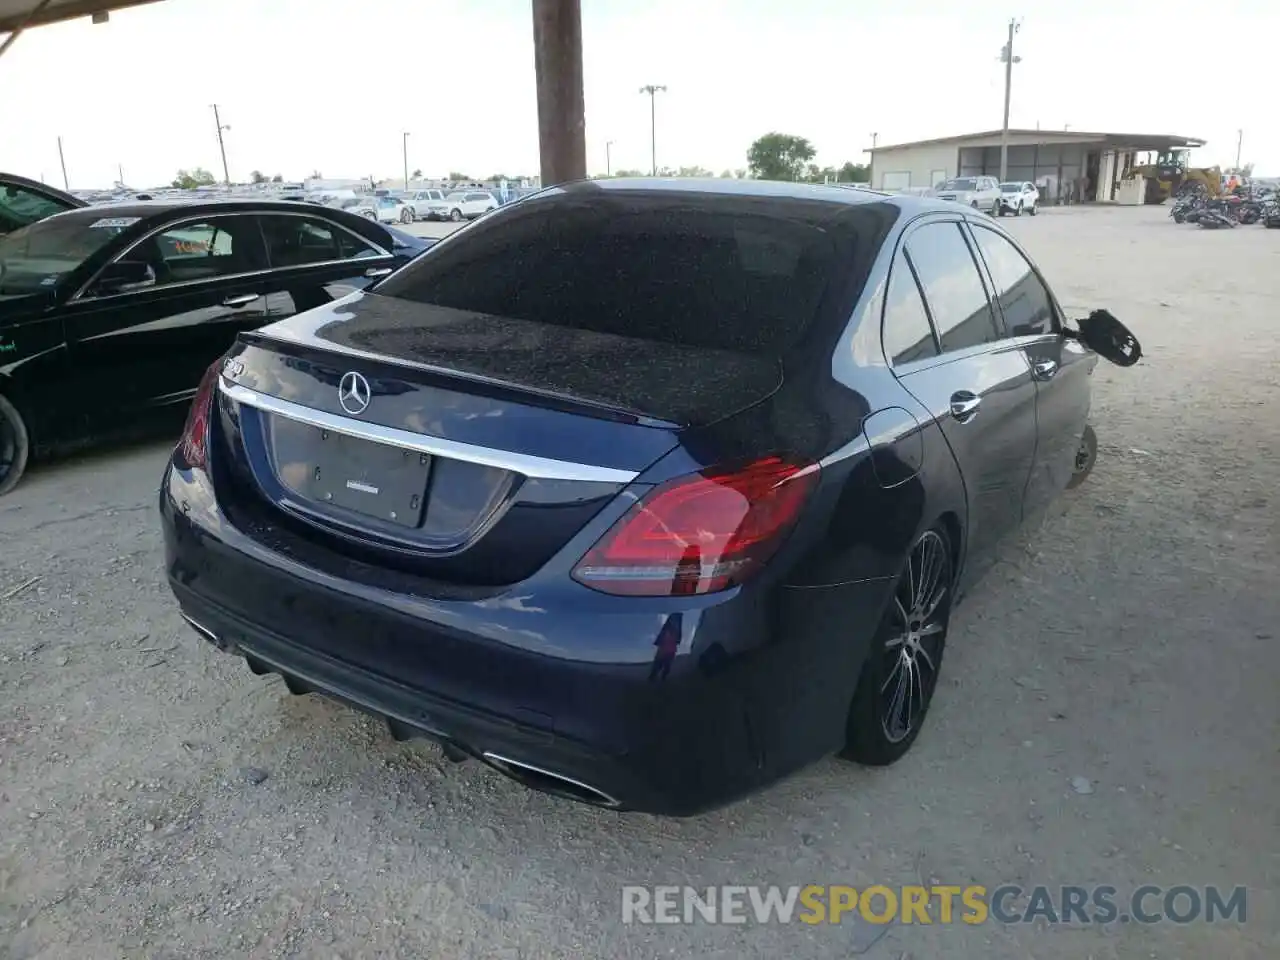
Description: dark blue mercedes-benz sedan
159,178,1134,815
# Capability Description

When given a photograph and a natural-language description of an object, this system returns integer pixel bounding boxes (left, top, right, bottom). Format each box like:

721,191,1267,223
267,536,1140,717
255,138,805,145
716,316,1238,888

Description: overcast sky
1,0,1274,189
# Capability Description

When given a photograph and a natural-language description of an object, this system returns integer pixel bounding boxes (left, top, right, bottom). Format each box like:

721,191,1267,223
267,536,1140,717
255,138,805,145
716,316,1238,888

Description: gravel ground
2,205,1277,959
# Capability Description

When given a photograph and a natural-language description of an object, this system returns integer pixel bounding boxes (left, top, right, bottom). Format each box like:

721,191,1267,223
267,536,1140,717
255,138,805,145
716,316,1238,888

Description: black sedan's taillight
177,360,221,471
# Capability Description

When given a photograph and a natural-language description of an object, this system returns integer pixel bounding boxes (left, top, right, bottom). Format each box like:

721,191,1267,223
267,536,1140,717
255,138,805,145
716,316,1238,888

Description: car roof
551,177,970,216
37,198,354,225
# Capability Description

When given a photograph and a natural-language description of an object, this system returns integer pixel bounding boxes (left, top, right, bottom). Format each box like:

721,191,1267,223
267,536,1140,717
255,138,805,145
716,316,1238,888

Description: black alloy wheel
841,526,954,765
0,393,31,496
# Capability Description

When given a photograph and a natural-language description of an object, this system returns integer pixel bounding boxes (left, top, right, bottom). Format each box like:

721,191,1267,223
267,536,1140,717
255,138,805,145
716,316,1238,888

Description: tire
0,392,31,497
1028,203,1037,216
1014,202,1022,216
400,208,413,224
1066,424,1098,490
839,525,954,765
449,208,463,222
991,202,1001,217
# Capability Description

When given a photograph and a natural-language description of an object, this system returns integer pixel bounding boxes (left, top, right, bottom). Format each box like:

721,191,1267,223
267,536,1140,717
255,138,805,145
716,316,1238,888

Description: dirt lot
2,205,1277,959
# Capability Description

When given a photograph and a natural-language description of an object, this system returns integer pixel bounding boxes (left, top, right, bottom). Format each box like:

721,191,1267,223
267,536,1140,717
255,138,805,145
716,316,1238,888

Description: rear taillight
178,361,221,470
572,456,820,597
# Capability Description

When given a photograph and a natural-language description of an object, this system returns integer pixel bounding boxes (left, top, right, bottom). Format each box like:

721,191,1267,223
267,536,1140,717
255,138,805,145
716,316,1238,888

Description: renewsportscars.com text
621,884,1247,926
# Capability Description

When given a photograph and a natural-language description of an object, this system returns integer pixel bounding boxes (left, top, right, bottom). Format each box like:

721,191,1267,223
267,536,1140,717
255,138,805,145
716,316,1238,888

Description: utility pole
118,162,124,185
531,0,586,186
998,18,1022,183
403,131,411,190
606,140,615,176
57,136,69,190
639,84,667,176
1235,129,1243,171
212,104,231,185
871,132,878,149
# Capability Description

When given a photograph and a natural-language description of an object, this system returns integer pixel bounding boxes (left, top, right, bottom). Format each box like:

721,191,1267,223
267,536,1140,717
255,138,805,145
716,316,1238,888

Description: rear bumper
160,464,889,815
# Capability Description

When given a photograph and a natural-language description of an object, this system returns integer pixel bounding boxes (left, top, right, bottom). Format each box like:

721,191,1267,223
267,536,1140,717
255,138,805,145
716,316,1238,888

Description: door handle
949,392,982,422
1032,359,1058,380
364,266,393,278
221,293,260,308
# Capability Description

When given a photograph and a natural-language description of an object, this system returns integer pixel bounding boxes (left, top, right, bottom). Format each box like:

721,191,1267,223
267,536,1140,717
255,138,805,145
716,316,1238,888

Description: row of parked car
930,177,1041,217
332,189,503,225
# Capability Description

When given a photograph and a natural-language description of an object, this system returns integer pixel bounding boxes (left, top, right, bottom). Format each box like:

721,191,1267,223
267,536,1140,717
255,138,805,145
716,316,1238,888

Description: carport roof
871,129,1206,153
0,0,162,33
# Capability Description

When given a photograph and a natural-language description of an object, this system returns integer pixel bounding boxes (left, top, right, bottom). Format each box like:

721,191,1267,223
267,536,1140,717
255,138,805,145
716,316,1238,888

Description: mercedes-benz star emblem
338,371,371,415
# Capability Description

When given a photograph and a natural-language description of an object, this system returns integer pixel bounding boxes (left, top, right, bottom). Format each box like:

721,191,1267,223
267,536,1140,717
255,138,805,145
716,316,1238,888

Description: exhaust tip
181,612,227,650
482,752,621,809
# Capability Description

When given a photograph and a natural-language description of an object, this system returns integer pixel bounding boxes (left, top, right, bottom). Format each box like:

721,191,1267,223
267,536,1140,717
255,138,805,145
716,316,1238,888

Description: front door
889,218,1038,584
62,214,272,431
967,222,1094,511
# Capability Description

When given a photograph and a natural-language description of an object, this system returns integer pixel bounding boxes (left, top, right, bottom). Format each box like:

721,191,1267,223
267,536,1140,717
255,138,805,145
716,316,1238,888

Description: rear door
63,213,273,425
887,217,1038,576
258,212,397,318
967,222,1093,511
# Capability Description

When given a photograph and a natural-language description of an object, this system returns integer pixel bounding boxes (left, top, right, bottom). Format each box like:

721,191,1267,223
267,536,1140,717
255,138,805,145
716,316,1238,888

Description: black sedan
0,199,432,493
160,179,1136,815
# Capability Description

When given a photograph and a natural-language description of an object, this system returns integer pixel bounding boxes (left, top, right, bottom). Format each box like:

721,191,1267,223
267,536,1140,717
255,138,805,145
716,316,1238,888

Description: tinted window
970,226,1056,337
260,215,379,267
0,213,133,294
883,254,938,365
145,217,261,284
376,193,852,355
905,222,999,353
0,183,73,234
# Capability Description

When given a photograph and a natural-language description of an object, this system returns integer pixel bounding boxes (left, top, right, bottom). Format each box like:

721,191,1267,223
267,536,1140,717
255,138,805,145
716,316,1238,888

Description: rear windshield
940,179,977,191
375,188,868,355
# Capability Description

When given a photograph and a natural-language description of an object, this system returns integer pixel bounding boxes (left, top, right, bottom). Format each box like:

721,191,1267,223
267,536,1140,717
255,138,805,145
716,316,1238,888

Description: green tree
719,169,734,178
271,173,284,183
310,170,323,179
486,173,511,183
675,165,713,178
747,133,816,181
250,170,268,184
613,168,644,178
838,161,870,183
447,171,471,181
411,168,423,179
171,167,217,189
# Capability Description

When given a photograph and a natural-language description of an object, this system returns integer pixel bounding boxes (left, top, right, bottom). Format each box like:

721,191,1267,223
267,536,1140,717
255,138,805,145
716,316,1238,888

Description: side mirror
1066,309,1142,367
93,260,154,294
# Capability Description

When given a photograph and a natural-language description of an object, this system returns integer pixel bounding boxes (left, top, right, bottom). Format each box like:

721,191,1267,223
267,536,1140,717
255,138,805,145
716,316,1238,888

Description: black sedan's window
145,217,262,284
375,192,864,356
904,222,1000,353
259,215,379,268
0,215,133,295
969,226,1056,337
882,253,938,366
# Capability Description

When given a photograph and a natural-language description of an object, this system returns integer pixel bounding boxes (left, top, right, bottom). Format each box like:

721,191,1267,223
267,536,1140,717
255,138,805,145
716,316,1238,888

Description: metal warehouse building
868,129,1205,204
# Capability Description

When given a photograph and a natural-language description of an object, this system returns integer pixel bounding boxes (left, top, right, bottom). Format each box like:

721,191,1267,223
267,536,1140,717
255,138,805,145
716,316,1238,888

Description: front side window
146,219,254,283
260,215,379,267
882,253,939,366
970,226,1056,337
905,222,999,353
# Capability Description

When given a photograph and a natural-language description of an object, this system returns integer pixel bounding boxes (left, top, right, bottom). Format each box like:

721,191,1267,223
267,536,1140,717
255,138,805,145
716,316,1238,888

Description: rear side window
904,222,999,353
970,226,1056,337
1,183,72,234
376,193,861,355
260,215,380,267
882,254,938,366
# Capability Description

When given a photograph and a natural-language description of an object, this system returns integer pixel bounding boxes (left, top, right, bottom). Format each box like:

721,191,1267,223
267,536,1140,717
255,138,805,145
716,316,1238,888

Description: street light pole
998,18,1022,183
212,104,232,185
1235,129,1243,171
403,132,411,190
639,84,667,176
606,140,615,176
57,136,69,191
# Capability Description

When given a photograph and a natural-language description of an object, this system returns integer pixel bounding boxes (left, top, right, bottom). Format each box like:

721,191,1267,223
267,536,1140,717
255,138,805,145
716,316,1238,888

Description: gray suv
931,176,1002,215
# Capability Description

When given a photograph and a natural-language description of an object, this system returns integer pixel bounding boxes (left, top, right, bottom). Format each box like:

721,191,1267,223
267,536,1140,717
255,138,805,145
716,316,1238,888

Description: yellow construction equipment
1129,150,1221,204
